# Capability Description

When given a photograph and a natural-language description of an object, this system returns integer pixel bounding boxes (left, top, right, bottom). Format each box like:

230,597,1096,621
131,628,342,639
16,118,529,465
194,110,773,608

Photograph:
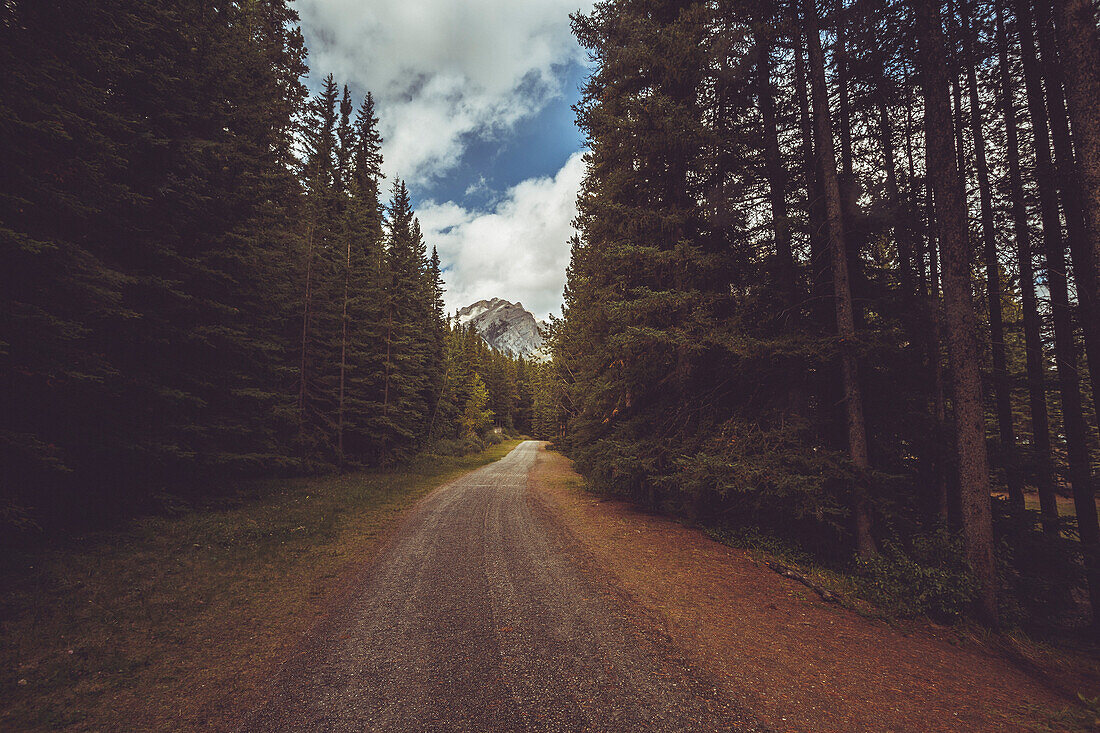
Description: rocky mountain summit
455,298,547,359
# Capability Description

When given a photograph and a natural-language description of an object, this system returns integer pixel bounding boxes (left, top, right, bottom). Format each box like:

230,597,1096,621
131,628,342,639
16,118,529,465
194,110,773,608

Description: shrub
855,529,978,622
430,435,486,457
704,525,814,567
993,501,1085,627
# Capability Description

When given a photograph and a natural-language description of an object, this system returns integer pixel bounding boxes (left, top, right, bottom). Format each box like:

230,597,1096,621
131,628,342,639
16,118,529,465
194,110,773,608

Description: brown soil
530,446,1100,733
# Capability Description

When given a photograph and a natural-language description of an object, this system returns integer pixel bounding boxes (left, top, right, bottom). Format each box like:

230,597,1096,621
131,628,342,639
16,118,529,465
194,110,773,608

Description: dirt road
242,441,763,732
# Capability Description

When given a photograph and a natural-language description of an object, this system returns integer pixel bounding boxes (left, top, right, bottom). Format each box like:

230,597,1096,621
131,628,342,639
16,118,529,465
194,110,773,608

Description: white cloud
298,0,593,185
418,151,586,319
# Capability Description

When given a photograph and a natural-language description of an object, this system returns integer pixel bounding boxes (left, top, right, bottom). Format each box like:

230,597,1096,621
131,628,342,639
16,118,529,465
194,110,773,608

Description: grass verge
0,440,522,731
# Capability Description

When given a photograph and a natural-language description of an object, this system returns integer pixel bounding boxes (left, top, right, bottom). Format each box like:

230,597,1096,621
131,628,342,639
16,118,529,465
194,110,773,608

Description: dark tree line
554,0,1100,629
0,0,531,535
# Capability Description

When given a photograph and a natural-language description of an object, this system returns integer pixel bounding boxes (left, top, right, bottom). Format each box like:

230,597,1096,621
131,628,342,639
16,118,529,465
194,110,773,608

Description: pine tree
378,180,431,461
1,0,310,527
297,74,344,465
340,93,389,465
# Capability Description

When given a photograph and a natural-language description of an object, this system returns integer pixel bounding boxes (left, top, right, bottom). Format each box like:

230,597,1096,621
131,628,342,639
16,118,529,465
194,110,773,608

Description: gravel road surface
242,441,763,732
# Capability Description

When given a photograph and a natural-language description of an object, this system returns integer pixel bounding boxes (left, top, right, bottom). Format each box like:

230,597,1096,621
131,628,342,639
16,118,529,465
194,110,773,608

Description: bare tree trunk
948,0,971,189
793,16,831,333
879,94,916,297
1050,0,1100,308
997,0,1057,532
917,0,997,625
1017,0,1094,559
1034,0,1100,625
903,69,928,293
925,129,955,527
756,32,797,312
898,59,949,522
803,0,875,558
962,0,1024,512
834,0,864,328
758,25,805,419
1036,0,1100,439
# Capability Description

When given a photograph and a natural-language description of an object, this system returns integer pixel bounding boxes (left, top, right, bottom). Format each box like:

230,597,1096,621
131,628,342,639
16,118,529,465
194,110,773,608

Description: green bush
855,530,978,622
704,525,814,567
430,436,486,457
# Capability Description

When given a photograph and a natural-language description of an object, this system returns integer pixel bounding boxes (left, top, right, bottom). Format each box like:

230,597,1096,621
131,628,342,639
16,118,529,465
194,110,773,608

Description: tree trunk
917,0,997,625
1050,0,1100,314
900,59,949,521
1017,0,1095,563
756,32,797,312
803,0,875,558
963,0,1024,512
1036,0,1100,445
1032,0,1100,624
879,95,916,298
834,0,864,328
997,0,1057,533
903,67,928,293
925,128,956,527
338,234,351,467
298,225,315,442
793,14,831,333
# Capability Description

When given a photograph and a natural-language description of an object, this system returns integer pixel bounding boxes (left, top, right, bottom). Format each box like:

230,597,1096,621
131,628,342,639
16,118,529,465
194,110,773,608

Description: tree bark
802,0,875,558
917,0,997,625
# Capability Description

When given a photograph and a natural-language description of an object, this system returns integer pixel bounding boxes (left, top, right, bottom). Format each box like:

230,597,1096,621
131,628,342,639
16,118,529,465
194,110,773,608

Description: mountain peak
456,299,547,359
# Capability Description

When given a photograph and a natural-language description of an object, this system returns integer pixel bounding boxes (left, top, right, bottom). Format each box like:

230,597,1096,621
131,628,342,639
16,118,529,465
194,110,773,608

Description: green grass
0,440,521,732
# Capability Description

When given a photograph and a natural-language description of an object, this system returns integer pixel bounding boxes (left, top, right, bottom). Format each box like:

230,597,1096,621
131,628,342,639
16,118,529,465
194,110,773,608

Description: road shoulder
528,444,1091,732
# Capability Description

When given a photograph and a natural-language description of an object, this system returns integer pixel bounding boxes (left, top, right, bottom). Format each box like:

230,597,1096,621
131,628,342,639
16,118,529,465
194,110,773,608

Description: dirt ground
529,445,1100,733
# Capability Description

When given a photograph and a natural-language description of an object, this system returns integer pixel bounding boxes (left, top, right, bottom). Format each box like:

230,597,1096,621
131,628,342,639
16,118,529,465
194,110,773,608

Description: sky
297,0,594,320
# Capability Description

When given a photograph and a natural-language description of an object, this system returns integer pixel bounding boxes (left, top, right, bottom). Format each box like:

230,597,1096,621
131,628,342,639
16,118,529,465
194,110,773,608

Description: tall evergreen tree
378,180,433,461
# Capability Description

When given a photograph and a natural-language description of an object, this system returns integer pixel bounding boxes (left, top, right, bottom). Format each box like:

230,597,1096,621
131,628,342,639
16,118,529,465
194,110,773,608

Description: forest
550,0,1100,631
6,0,1100,637
0,0,544,536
